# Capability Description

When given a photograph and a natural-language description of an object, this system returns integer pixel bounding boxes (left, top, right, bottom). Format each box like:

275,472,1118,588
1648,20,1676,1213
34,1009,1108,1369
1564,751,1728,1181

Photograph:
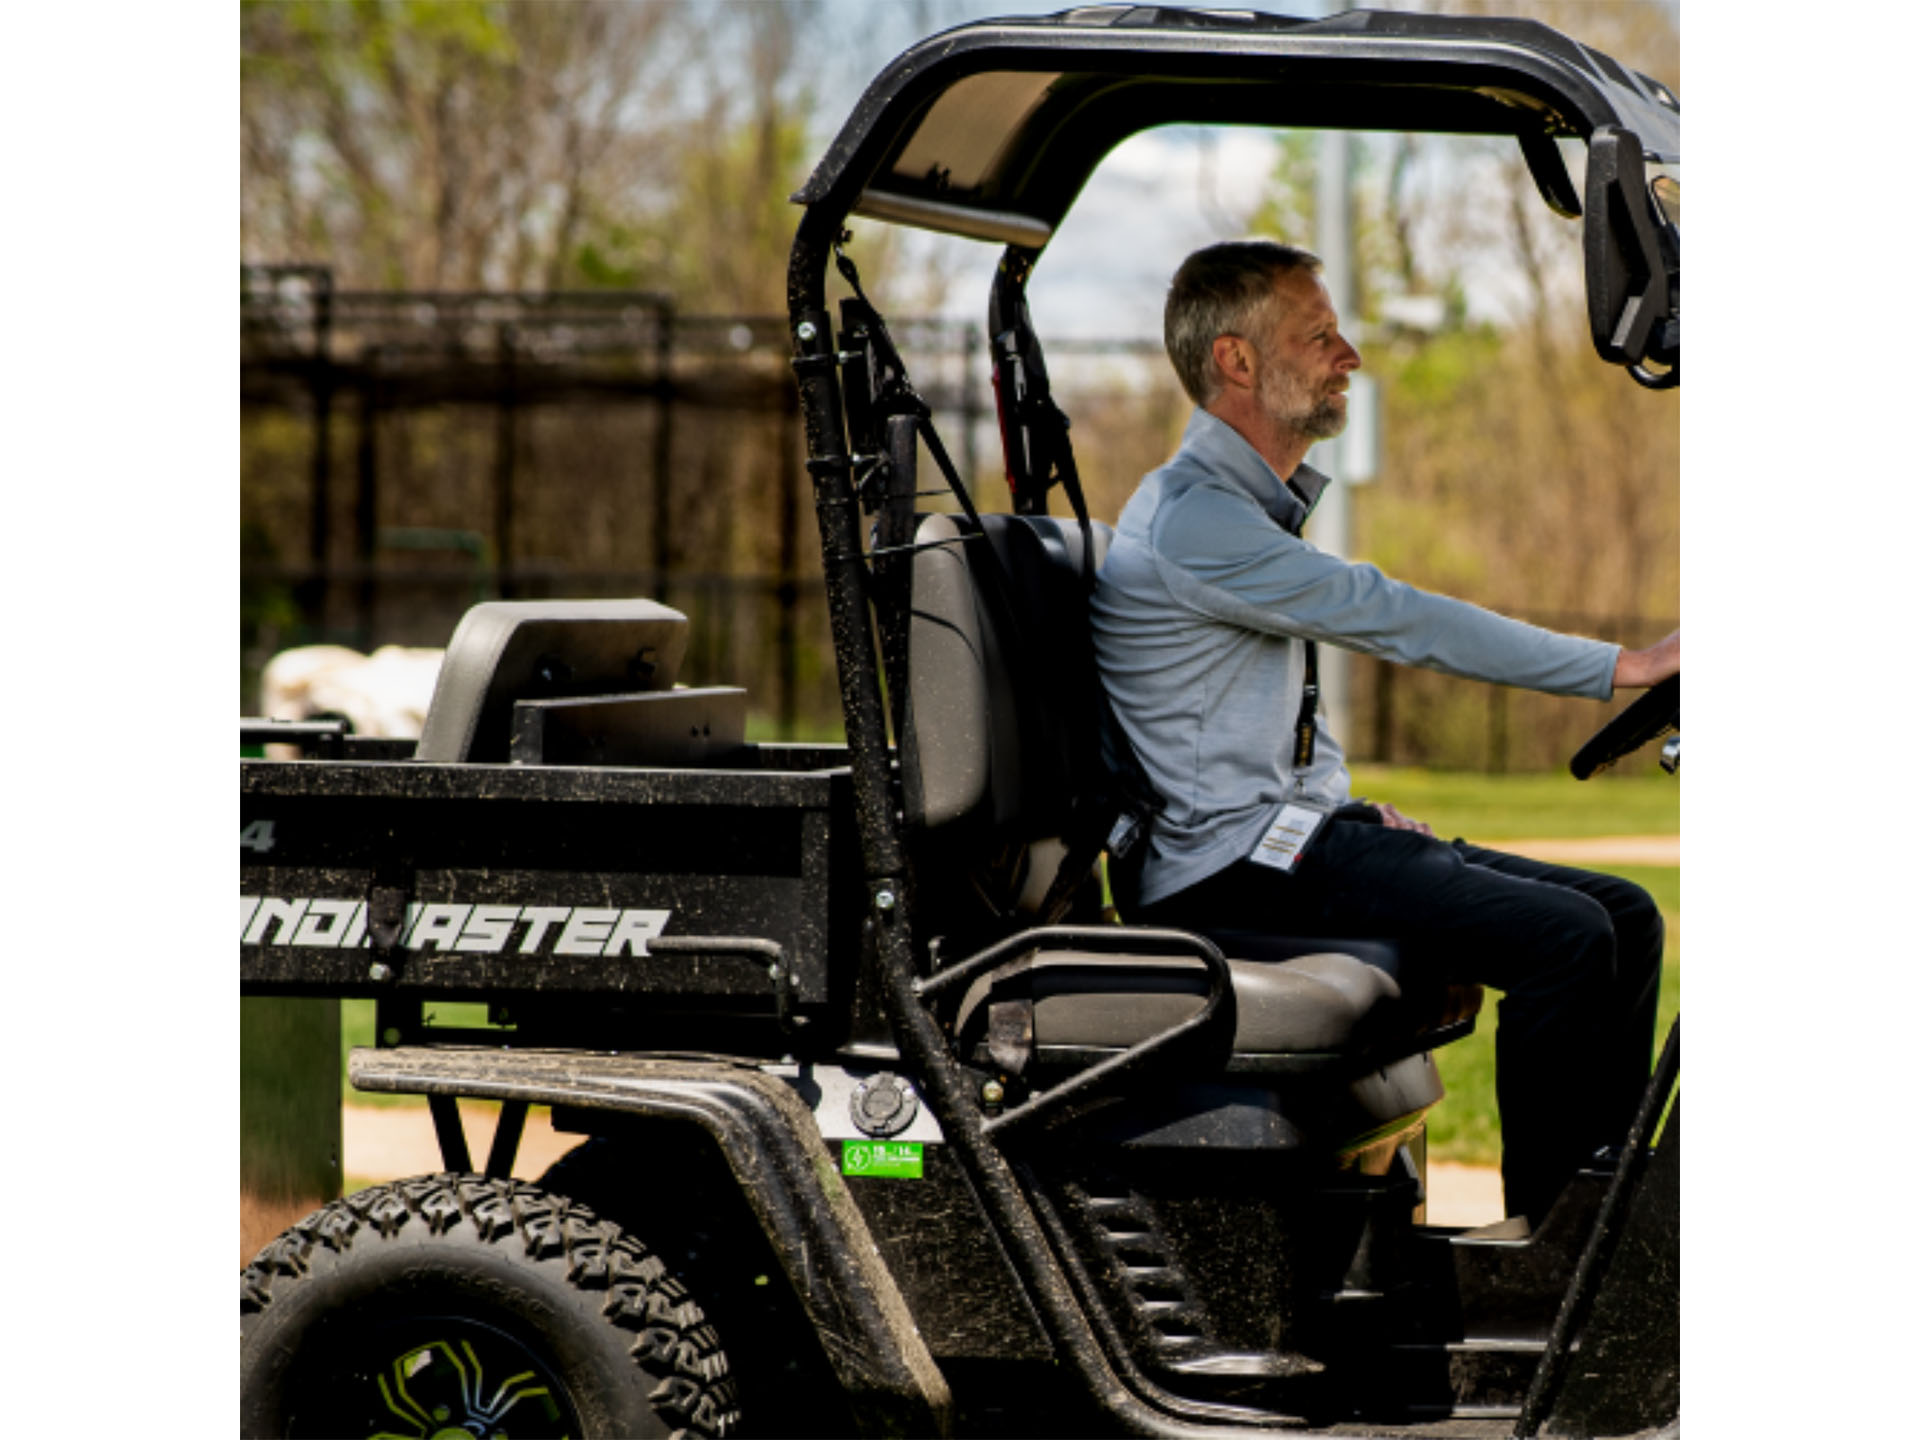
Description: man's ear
1211,333,1256,393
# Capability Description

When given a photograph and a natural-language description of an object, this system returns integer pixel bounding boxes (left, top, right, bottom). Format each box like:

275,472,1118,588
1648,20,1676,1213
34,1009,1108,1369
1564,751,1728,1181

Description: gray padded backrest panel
902,513,1113,835
416,600,688,763
903,514,996,829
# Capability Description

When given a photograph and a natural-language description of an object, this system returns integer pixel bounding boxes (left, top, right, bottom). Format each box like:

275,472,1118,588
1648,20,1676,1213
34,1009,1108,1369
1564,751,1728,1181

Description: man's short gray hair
1164,240,1323,406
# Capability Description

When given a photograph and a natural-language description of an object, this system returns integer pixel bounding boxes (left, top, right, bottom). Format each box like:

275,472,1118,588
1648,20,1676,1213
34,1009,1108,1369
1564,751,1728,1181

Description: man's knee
1597,875,1665,978
1498,892,1620,1008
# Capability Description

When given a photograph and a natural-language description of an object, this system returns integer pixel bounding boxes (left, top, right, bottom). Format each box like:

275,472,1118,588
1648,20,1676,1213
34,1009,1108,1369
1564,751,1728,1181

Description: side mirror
1583,126,1677,380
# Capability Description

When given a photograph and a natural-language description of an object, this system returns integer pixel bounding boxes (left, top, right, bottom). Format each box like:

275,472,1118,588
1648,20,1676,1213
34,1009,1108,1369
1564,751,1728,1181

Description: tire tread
240,1173,742,1437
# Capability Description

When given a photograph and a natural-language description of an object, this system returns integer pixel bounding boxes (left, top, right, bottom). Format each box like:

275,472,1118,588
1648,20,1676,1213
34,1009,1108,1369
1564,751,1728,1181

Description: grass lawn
1347,764,1678,842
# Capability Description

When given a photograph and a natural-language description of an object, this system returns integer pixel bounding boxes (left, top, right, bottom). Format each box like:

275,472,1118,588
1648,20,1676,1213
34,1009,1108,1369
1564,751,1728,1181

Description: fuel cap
850,1072,919,1138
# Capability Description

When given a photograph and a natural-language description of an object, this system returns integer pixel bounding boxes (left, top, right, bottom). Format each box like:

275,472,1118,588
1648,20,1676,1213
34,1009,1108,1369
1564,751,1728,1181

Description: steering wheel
1570,674,1679,780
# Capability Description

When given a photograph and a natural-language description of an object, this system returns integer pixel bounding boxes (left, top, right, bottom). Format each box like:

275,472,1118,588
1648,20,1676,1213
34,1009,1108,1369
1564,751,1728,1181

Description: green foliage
571,230,644,290
1245,132,1318,249
643,110,817,313
1379,323,1504,409
241,523,299,643
243,0,689,291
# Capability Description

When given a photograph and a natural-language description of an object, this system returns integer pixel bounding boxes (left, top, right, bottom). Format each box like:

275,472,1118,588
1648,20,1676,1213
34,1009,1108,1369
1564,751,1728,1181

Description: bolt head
369,961,393,982
796,321,819,342
874,888,897,911
981,1079,1006,1105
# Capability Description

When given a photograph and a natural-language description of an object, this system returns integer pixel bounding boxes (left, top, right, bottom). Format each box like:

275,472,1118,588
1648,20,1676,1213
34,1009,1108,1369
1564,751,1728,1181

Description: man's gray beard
1296,399,1346,440
1260,371,1347,442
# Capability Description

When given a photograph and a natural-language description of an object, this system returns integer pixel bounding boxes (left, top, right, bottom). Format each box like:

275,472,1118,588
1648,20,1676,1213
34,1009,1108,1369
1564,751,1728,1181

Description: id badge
1248,797,1333,873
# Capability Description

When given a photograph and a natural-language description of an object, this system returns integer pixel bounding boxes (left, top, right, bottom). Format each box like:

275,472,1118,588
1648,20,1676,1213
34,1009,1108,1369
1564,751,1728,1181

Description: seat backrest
416,600,688,763
902,513,1113,918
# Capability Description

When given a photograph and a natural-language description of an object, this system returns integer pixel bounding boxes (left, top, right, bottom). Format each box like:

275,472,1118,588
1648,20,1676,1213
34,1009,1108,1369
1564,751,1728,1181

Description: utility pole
1311,123,1354,745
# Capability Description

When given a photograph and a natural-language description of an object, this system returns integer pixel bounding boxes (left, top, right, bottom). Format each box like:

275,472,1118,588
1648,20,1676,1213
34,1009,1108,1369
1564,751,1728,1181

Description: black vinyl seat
901,512,1480,1070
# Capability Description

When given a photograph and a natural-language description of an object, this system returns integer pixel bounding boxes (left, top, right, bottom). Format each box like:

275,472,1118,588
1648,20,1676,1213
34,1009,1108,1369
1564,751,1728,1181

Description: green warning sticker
841,1140,924,1178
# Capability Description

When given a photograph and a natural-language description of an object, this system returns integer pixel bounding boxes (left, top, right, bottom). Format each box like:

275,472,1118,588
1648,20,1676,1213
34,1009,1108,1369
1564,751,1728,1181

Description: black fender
348,1045,954,1438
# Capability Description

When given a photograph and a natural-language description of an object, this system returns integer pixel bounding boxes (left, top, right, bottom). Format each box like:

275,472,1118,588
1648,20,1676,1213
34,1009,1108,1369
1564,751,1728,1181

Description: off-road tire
240,1173,741,1439
539,1137,855,1437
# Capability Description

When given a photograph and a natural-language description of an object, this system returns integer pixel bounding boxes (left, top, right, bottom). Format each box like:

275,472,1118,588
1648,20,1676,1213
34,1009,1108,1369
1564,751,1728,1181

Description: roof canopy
795,5,1678,249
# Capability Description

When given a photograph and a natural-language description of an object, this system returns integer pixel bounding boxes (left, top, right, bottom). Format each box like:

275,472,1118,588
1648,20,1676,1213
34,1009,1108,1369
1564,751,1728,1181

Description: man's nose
1335,335,1362,372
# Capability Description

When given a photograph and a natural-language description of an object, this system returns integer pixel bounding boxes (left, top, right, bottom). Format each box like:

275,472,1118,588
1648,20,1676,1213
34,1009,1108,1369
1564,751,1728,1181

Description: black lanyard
1283,475,1319,773
1292,639,1319,771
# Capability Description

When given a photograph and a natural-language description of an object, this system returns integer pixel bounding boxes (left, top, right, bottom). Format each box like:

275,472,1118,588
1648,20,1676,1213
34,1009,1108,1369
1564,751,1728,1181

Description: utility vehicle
239,7,1681,1436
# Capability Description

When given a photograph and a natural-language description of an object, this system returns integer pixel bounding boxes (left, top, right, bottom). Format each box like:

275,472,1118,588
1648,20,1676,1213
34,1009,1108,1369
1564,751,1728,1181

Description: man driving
1090,239,1679,1224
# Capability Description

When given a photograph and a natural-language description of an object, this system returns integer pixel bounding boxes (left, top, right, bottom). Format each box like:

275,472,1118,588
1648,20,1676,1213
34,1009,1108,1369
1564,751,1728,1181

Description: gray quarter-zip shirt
1091,408,1620,906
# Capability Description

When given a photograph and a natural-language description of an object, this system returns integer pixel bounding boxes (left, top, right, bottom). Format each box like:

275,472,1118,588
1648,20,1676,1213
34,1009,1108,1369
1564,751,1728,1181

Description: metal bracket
915,925,1235,1138
240,717,350,758
365,889,407,955
427,1093,472,1173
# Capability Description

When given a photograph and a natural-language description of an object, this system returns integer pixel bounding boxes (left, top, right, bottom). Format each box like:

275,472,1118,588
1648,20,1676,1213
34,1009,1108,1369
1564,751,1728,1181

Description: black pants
1137,813,1664,1223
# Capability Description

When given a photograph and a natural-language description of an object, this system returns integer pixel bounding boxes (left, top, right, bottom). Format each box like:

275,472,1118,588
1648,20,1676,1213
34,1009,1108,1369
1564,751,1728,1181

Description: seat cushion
955,948,1401,1061
1202,929,1484,1033
1200,929,1404,982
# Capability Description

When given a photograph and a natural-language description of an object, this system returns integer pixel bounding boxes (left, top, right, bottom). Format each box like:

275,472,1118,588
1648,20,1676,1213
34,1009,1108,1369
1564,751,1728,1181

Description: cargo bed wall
240,756,856,1014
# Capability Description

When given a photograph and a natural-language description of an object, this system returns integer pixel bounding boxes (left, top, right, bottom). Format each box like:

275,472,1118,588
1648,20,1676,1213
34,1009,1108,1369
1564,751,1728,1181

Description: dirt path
343,1103,1508,1227
1475,834,1677,865
344,1100,580,1185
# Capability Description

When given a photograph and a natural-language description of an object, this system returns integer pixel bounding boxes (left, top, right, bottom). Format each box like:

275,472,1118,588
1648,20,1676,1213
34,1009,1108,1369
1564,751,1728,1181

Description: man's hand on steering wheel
1614,629,1679,690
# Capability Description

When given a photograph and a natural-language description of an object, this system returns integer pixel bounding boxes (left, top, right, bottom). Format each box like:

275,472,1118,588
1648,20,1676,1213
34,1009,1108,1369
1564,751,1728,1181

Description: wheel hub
366,1333,571,1440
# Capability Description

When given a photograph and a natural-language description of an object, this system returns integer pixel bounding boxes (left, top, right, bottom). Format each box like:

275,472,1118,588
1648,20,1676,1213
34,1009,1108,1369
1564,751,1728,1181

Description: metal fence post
495,321,518,599
304,270,335,635
652,300,676,609
354,348,382,646
779,391,802,740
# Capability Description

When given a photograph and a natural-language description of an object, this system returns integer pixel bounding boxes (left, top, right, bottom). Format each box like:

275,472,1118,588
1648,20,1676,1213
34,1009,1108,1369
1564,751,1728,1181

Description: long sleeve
1150,479,1618,701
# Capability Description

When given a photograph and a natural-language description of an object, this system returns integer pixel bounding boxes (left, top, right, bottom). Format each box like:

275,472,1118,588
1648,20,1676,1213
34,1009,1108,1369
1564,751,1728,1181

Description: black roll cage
784,9,1677,1432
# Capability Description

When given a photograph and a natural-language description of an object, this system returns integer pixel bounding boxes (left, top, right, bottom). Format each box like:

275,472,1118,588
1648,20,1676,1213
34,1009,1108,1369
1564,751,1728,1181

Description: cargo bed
239,743,858,1026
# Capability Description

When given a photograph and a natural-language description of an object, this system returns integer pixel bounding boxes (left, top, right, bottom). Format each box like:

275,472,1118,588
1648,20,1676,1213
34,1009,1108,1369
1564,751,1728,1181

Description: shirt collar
1181,408,1330,536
